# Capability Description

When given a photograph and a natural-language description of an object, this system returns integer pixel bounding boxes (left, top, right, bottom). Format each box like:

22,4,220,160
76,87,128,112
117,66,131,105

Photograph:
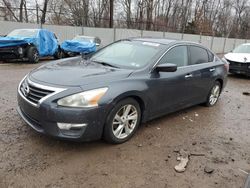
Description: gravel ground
0,61,250,188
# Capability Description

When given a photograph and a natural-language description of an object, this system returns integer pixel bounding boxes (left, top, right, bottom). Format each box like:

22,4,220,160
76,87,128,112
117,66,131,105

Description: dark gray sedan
17,38,228,144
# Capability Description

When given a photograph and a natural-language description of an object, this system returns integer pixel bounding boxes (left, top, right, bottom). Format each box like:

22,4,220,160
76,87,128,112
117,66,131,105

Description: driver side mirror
155,63,177,72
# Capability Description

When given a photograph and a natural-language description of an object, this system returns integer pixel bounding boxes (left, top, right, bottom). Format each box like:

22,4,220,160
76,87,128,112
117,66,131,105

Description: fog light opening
57,123,87,130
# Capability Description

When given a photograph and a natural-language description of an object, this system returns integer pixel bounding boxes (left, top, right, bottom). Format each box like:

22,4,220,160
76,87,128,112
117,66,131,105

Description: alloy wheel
34,51,39,62
112,104,138,139
209,84,221,105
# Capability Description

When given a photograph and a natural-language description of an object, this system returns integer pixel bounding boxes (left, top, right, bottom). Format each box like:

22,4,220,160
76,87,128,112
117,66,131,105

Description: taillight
224,62,229,72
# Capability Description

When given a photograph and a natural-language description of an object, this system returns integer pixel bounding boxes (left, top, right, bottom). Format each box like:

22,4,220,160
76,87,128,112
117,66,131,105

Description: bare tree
121,0,132,28
2,0,250,39
2,0,19,21
41,0,49,24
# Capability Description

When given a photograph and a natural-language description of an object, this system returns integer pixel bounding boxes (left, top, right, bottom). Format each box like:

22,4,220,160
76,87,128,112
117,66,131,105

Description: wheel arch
109,91,148,123
101,92,148,141
23,43,37,55
215,78,223,92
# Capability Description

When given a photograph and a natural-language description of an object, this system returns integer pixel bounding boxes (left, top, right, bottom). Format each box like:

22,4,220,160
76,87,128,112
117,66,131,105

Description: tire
62,51,69,58
53,48,63,59
103,98,141,144
205,81,222,107
27,46,39,63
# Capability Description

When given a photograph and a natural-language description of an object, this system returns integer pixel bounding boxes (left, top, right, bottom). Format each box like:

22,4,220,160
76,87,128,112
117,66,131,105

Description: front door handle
185,74,193,78
209,68,215,72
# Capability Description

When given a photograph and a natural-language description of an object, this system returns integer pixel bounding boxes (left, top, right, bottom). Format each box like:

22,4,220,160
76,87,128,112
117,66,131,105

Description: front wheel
104,98,141,144
27,46,39,63
205,81,221,107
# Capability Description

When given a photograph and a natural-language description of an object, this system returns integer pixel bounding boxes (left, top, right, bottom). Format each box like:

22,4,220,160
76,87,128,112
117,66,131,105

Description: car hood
224,53,250,63
0,36,36,48
29,57,134,87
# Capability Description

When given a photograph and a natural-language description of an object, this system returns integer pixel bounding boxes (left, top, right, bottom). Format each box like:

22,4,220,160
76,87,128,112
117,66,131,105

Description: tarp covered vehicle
0,29,62,63
61,35,100,57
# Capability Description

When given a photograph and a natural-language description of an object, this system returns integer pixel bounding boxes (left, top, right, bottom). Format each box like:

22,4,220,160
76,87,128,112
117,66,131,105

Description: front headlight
17,47,23,54
57,87,108,108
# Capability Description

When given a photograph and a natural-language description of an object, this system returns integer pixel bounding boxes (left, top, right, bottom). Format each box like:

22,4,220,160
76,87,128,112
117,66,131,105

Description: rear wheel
205,81,221,107
27,46,39,63
104,98,141,144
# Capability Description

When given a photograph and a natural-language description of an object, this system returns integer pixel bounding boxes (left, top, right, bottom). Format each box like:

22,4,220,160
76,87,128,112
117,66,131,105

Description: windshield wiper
91,60,120,68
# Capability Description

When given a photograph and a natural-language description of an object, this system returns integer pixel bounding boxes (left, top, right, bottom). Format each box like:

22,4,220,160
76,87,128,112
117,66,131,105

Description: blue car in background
0,29,62,63
61,35,101,57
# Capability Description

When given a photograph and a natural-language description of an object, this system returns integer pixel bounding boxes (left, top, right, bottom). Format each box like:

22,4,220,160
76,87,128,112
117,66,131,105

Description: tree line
1,0,250,39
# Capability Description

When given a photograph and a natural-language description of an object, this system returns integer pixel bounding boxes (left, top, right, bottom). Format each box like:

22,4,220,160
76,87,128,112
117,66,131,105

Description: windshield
73,36,94,43
233,44,250,53
7,29,38,38
90,40,162,69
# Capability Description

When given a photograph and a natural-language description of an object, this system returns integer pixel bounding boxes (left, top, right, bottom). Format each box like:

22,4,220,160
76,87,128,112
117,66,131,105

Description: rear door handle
209,68,215,72
185,74,193,78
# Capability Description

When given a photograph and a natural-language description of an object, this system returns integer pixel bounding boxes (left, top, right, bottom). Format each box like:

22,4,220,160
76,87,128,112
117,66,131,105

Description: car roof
130,37,203,46
131,37,177,45
13,29,40,31
128,37,215,54
75,35,96,39
240,43,250,46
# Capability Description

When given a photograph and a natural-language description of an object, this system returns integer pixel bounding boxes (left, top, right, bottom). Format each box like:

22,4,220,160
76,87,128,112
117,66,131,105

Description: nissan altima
224,43,250,76
17,38,228,144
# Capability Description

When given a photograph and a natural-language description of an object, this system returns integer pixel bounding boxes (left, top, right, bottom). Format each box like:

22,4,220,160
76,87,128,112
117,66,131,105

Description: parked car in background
0,29,62,63
224,43,250,76
17,38,228,144
61,35,101,57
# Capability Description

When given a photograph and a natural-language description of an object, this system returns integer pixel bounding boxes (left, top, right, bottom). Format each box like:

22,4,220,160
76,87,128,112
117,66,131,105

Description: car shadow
33,104,204,150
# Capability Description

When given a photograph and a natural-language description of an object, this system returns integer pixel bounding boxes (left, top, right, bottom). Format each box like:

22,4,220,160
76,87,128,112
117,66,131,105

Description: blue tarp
61,40,96,53
0,29,58,57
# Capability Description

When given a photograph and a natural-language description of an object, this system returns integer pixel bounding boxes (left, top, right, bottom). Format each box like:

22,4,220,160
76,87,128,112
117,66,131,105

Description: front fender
99,79,152,122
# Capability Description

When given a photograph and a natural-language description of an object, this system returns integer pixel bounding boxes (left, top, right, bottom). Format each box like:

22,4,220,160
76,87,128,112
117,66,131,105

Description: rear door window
158,46,188,67
189,46,209,65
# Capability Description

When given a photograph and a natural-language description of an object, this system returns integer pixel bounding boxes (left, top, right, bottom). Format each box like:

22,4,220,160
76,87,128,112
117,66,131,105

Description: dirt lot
0,61,250,188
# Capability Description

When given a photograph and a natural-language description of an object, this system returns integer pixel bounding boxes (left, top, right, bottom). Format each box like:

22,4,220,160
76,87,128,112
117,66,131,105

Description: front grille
0,47,18,59
20,107,43,130
227,60,238,65
0,46,16,51
227,60,250,68
20,79,54,105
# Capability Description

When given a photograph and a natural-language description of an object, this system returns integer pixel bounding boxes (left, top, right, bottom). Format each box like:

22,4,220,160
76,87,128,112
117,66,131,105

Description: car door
148,45,200,117
186,45,216,103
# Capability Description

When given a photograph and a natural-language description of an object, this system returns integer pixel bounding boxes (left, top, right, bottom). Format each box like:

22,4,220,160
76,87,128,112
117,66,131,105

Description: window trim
150,44,187,73
150,43,216,73
187,44,215,66
187,45,210,66
159,45,188,67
